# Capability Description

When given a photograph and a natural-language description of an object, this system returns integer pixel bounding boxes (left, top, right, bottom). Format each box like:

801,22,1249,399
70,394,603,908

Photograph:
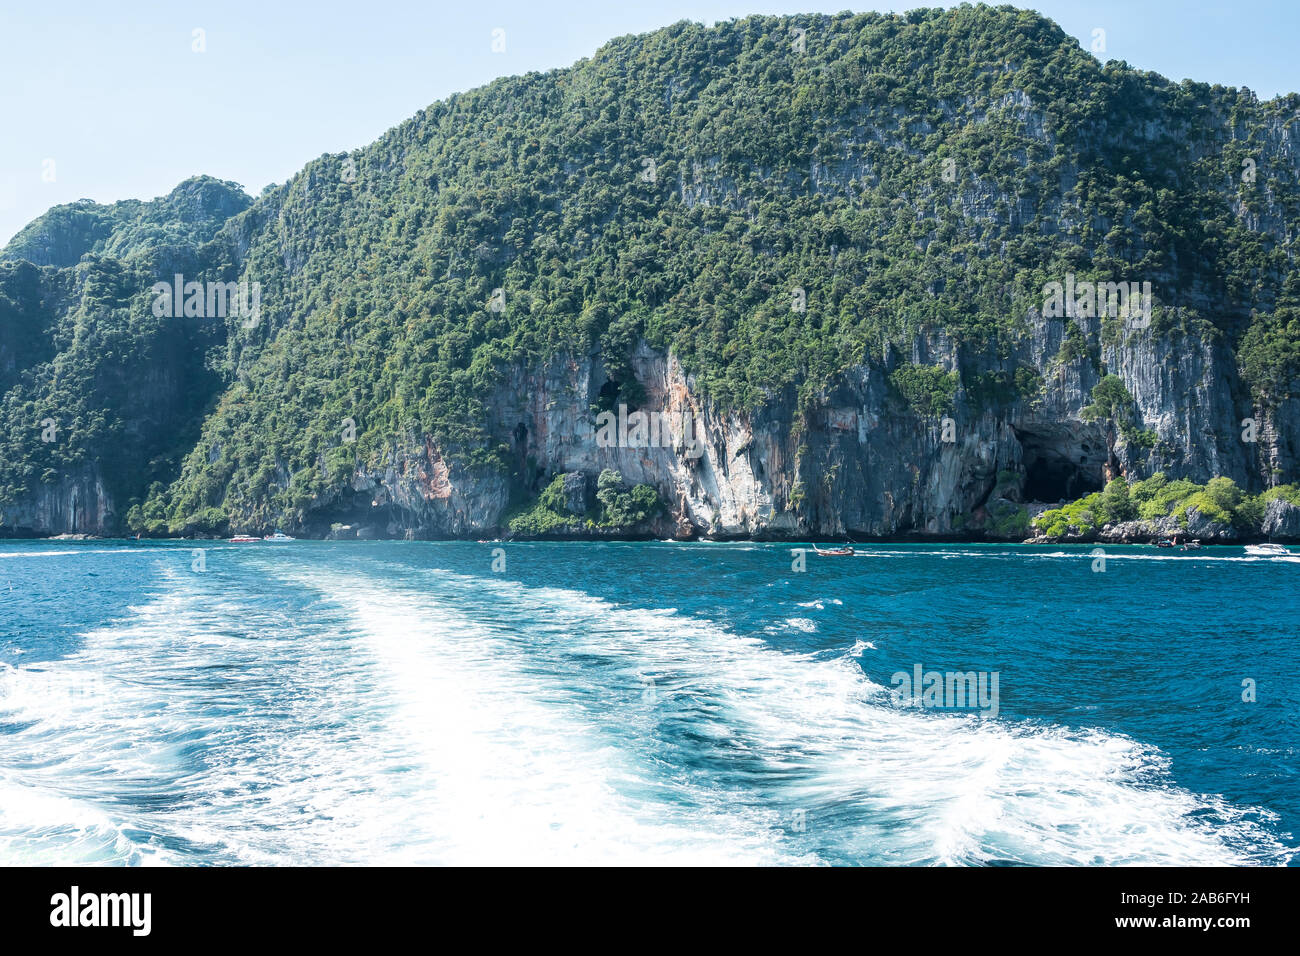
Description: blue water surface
0,539,1294,865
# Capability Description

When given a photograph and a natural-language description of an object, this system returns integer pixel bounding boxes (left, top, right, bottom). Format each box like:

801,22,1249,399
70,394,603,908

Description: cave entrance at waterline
1014,427,1107,503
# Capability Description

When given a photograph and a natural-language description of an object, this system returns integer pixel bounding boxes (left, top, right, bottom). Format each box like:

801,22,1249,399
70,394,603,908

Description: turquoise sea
0,539,1295,865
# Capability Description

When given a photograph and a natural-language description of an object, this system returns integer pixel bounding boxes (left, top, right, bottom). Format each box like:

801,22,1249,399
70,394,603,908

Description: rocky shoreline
9,524,1299,546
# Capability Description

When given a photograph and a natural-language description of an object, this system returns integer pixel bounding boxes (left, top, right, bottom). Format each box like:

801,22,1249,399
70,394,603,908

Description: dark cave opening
1017,429,1105,503
1023,458,1102,502
596,380,620,407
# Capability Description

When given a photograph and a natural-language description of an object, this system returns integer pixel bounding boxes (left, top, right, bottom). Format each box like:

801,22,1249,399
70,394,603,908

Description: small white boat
1244,542,1291,557
228,535,260,544
813,544,855,556
263,531,296,542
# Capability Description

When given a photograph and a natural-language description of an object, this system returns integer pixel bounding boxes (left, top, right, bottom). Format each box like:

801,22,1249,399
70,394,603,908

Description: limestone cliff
2,9,1298,541
301,324,1299,540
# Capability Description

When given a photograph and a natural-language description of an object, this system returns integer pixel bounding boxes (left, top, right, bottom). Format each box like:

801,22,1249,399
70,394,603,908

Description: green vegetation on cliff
889,364,959,416
1081,375,1157,448
0,181,244,526
1035,474,1300,538
2,6,1299,534
507,469,662,534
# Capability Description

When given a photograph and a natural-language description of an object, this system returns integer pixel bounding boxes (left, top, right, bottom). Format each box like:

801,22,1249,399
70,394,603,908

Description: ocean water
0,539,1295,866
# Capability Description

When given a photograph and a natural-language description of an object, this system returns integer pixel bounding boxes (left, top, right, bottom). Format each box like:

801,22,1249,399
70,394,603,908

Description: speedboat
263,531,296,542
229,535,260,543
1244,542,1291,557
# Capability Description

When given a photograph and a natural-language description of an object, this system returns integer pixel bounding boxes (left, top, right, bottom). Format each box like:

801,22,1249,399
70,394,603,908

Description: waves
360,564,1287,866
0,548,1292,866
0,571,404,865
0,548,156,560
284,573,803,865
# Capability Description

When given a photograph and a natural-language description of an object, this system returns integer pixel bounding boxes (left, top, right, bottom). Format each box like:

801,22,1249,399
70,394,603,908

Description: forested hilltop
3,5,1299,541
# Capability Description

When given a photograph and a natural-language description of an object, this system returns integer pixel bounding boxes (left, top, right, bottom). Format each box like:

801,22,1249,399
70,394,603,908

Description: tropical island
1,5,1298,543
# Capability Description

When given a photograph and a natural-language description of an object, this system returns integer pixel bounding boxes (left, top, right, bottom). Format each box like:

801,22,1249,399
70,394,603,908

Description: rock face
1182,508,1239,542
0,468,115,537
288,330,1298,540
559,473,590,516
1262,498,1300,538
301,437,510,539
